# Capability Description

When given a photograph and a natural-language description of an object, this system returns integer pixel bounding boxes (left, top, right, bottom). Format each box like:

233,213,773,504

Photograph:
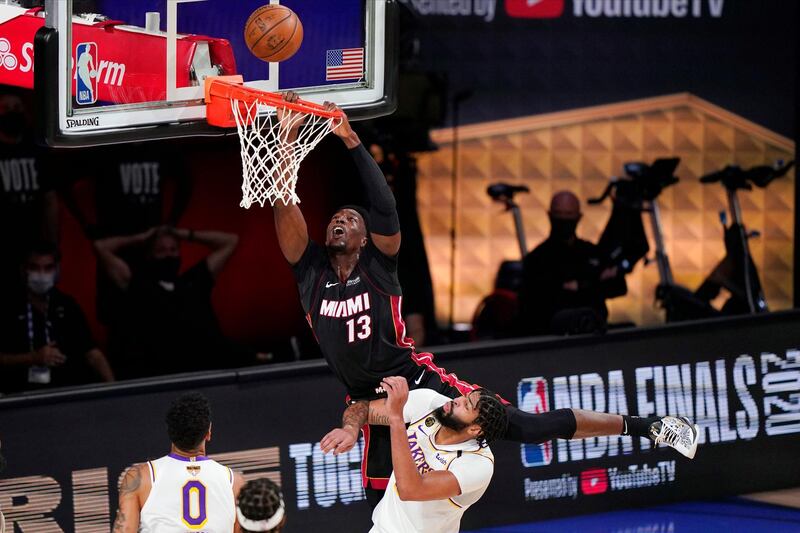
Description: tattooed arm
320,393,403,455
113,464,148,533
320,400,369,455
367,398,392,426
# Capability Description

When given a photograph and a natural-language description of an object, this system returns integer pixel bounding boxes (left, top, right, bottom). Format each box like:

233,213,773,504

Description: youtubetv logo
573,0,725,18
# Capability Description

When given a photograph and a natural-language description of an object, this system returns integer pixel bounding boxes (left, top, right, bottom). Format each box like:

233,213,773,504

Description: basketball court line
464,497,800,532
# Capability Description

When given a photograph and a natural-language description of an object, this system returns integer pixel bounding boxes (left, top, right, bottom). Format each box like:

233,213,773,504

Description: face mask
549,217,579,242
0,111,26,138
151,256,181,281
27,271,55,295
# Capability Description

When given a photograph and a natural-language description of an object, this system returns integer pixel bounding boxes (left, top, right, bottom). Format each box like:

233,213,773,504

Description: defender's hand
320,426,359,455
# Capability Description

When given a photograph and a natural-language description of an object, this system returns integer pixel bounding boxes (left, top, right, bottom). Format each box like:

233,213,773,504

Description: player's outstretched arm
269,91,310,265
113,464,147,533
319,389,404,456
320,400,368,455
325,103,401,257
383,377,463,501
272,202,309,265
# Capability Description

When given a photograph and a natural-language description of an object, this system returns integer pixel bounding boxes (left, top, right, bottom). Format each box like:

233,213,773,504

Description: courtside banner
1,312,799,531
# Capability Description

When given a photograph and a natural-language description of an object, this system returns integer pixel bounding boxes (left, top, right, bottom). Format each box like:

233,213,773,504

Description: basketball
244,5,303,62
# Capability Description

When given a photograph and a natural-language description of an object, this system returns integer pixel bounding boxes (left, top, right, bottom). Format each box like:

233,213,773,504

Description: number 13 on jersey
346,315,371,343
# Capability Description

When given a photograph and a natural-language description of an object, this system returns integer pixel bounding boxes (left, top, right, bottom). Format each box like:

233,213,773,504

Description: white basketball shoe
649,416,700,459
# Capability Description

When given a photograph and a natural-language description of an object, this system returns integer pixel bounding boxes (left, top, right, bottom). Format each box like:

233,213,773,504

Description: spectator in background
94,225,257,379
369,142,438,347
60,142,192,323
518,191,627,336
0,242,114,395
0,89,58,293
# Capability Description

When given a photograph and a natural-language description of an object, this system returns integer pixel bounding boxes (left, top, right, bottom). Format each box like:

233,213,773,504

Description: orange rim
205,76,344,121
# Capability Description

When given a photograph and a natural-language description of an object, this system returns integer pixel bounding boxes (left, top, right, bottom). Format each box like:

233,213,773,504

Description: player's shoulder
405,389,449,424
362,240,398,269
451,445,495,472
119,462,152,492
203,458,235,477
408,388,449,410
466,445,495,463
294,239,327,269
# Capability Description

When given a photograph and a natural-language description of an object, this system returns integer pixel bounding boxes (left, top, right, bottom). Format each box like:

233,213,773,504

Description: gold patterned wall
415,94,795,327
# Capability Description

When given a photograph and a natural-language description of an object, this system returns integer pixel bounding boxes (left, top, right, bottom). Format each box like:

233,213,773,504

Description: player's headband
236,500,285,532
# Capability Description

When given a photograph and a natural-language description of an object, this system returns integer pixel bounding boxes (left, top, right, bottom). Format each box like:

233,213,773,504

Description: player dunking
112,393,244,532
272,93,699,507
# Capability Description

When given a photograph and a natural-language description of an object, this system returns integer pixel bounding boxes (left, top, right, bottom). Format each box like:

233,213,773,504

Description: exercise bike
590,158,719,322
694,160,795,314
470,183,529,340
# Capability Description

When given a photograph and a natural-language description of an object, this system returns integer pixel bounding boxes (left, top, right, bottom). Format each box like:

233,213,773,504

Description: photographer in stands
518,191,627,336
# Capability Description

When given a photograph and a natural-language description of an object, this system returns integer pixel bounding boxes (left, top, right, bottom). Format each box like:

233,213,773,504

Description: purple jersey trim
168,453,210,462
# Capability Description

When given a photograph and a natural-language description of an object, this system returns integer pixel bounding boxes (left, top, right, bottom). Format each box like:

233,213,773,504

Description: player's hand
324,101,360,148
381,376,409,419
277,91,307,140
320,426,359,455
32,343,66,367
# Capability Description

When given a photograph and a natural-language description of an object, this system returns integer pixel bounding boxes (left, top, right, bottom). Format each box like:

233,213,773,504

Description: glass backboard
33,0,396,147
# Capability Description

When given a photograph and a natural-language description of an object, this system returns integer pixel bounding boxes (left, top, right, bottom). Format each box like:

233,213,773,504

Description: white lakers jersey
370,389,495,533
140,454,236,533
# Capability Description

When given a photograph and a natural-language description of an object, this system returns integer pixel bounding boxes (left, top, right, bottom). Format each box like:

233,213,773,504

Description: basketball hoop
205,76,343,208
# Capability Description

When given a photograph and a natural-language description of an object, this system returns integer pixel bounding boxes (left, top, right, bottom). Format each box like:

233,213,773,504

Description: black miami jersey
292,240,423,400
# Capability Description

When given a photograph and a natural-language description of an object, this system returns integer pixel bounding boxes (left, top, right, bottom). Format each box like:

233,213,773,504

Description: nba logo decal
518,377,552,467
75,42,98,105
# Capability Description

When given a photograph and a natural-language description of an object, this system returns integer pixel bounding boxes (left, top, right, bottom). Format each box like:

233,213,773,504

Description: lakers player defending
113,393,244,532
368,376,508,533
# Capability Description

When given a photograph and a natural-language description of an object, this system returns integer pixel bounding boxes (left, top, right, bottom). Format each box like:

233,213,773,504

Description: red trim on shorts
360,424,390,490
360,424,370,487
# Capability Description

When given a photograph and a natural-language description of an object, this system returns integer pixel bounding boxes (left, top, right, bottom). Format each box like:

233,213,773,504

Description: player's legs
412,362,698,457
356,358,700,508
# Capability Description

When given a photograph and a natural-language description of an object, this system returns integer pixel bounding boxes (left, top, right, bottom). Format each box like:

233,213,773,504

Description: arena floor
465,489,800,532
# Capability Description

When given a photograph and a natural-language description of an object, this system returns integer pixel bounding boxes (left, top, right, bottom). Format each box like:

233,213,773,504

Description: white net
231,98,341,208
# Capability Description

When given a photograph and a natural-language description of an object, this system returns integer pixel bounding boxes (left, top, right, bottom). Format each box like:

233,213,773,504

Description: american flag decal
325,48,364,81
